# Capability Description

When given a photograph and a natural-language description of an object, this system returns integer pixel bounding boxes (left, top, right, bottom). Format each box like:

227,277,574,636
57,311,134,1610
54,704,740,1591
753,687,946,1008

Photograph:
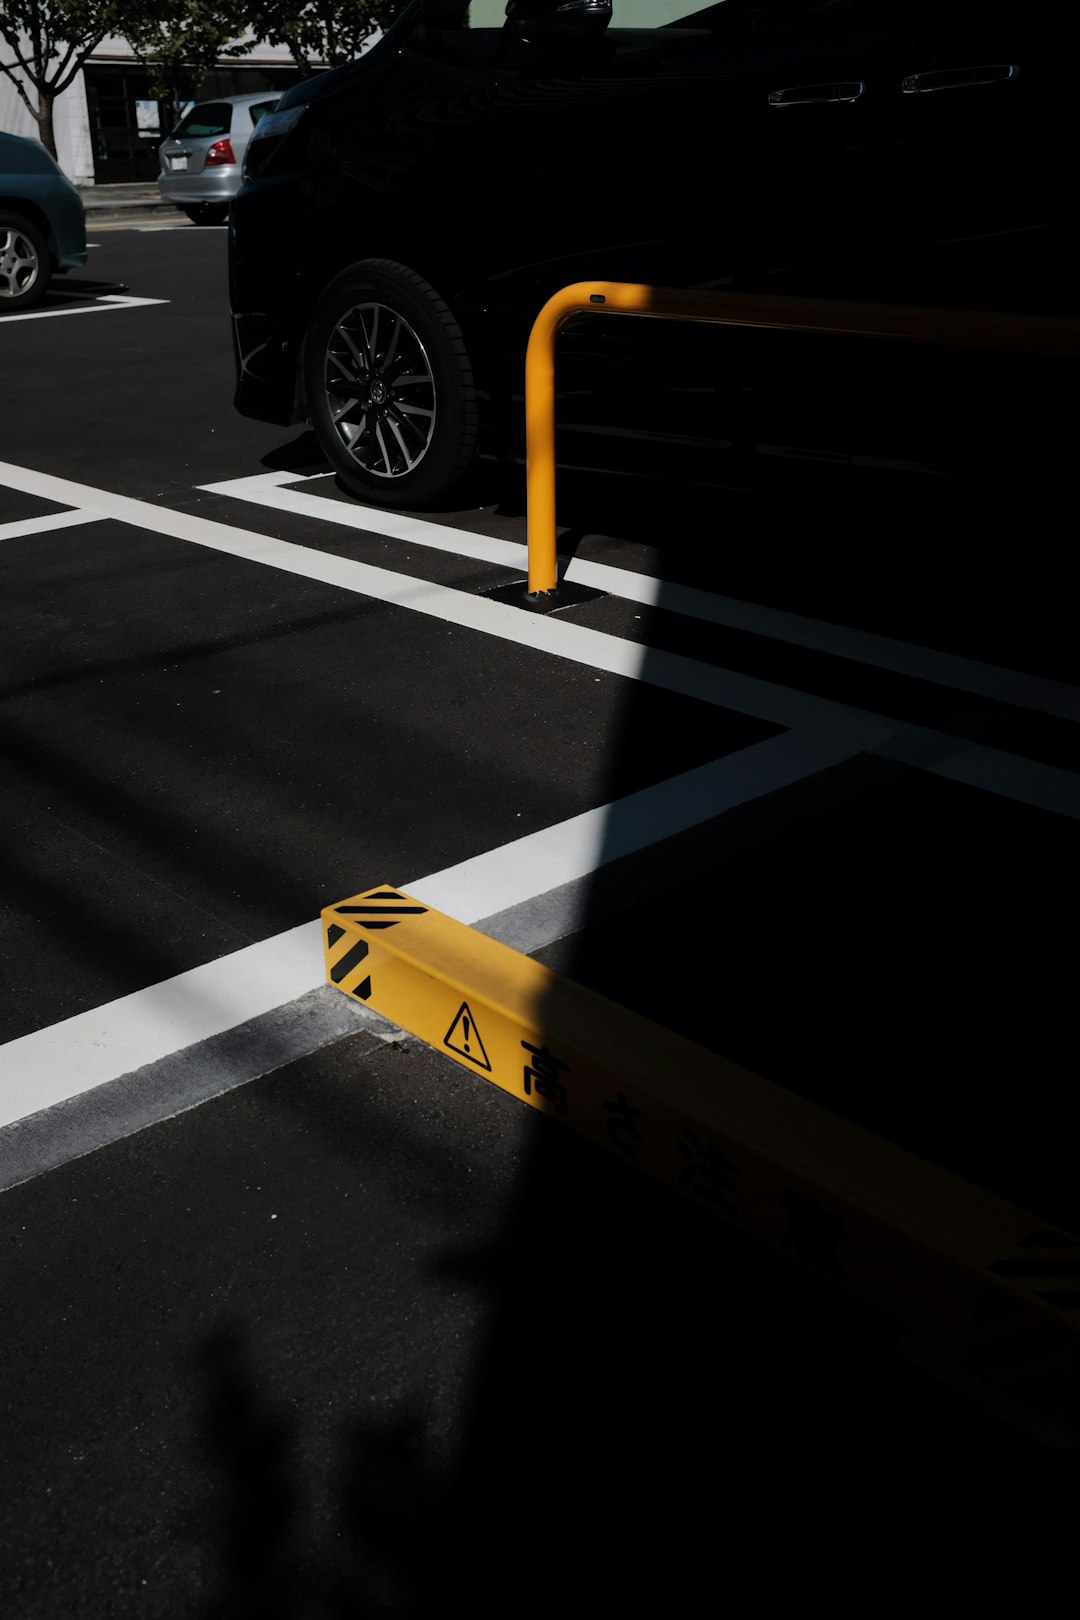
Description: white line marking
0,921,322,1130
202,473,1080,724
202,471,539,570
0,294,168,324
0,731,874,1128
407,724,882,919
930,743,1080,817
208,470,317,490
0,508,104,540
0,458,884,730
4,459,1079,822
0,460,1076,1139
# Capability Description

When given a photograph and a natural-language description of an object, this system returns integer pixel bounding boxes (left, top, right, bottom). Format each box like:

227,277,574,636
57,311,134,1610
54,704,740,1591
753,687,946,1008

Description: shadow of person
194,1327,303,1620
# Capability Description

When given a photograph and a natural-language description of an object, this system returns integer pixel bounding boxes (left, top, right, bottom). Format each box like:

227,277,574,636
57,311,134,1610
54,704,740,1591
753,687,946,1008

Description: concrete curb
78,186,182,222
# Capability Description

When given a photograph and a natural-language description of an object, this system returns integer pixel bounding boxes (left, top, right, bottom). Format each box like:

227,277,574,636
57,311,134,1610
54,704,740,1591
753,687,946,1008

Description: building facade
0,33,336,184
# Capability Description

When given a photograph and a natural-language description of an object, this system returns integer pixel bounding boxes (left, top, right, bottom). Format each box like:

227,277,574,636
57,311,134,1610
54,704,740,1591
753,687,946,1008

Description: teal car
0,131,87,313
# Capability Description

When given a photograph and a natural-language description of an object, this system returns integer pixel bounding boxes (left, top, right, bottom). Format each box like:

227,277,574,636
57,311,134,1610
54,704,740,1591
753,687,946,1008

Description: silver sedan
158,93,278,226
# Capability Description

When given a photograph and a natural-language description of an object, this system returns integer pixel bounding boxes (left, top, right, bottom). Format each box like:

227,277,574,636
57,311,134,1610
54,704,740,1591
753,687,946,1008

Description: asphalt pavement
2,229,1079,1614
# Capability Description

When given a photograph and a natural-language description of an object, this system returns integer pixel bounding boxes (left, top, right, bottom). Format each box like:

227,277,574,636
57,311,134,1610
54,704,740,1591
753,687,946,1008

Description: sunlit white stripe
0,730,876,1126
203,472,1080,723
0,508,104,540
0,293,168,323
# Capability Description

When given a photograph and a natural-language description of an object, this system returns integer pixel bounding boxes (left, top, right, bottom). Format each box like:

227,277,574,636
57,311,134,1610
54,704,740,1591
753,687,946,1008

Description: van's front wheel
304,259,478,508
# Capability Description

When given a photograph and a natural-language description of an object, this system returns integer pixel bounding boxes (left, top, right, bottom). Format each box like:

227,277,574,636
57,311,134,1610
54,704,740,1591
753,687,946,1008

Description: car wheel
305,259,478,508
0,211,49,313
183,204,228,226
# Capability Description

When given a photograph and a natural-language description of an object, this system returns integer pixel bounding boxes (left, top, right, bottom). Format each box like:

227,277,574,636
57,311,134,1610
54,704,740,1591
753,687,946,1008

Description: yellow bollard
523,279,1080,596
525,281,650,595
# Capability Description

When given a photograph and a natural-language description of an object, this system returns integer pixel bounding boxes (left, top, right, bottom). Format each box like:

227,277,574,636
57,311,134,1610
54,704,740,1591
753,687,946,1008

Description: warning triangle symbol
443,1001,492,1072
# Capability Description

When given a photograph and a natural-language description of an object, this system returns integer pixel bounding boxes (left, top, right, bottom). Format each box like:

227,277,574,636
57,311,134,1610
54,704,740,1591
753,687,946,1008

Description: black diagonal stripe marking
330,937,369,985
326,923,345,949
353,975,372,1002
336,905,427,916
1019,1229,1080,1248
368,889,405,900
989,1260,1080,1278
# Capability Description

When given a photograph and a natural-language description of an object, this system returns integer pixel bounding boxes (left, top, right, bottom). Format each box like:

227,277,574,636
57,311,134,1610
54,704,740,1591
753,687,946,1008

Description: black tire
183,204,228,226
304,259,478,508
0,211,49,313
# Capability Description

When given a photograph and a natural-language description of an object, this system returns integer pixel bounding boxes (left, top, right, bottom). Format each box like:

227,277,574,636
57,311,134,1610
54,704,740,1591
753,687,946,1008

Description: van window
615,1,729,22
458,2,735,26
459,1,738,25
429,1,745,53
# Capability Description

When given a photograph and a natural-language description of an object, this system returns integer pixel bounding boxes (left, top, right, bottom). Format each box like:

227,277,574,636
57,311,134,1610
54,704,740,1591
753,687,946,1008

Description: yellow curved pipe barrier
524,280,1080,595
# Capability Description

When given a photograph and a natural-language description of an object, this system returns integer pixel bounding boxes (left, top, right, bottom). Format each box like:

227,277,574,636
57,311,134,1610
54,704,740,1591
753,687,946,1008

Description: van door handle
902,64,1019,94
769,81,864,107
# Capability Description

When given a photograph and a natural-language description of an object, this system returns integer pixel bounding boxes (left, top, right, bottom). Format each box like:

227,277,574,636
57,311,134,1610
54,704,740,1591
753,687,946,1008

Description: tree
249,1,406,78
0,0,139,157
121,0,253,114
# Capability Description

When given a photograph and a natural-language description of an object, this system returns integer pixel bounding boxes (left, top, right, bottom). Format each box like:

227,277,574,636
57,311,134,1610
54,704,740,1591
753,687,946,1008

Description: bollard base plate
482,578,606,614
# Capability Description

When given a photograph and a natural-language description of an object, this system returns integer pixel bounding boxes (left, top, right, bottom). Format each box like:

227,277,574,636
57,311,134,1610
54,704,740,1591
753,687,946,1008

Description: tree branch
53,38,105,98
52,37,80,83
0,31,37,74
0,60,39,119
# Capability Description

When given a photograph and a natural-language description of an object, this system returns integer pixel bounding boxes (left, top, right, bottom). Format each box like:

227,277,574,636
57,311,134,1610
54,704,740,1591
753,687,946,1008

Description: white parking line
203,471,1080,724
2,455,1078,1153
3,458,1079,823
0,921,321,1130
0,733,876,1129
0,457,891,730
0,293,168,324
406,724,881,919
0,509,104,541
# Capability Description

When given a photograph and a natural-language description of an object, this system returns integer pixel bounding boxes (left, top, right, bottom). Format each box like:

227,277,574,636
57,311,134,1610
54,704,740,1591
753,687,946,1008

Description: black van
230,0,1079,507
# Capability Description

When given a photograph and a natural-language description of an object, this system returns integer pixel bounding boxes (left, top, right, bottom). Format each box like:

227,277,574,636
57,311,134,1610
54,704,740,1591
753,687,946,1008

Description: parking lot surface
2,230,1078,1613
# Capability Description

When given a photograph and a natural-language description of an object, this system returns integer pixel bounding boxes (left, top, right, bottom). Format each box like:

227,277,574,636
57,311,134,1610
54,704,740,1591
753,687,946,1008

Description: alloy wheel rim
0,228,39,300
324,302,437,478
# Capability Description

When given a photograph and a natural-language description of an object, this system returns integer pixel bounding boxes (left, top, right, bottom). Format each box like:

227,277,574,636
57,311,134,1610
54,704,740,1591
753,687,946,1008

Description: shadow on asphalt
6,374,1075,1608
262,431,333,479
0,589,380,1032
34,276,131,308
186,453,1078,1615
451,459,1077,1610
187,1098,1077,1618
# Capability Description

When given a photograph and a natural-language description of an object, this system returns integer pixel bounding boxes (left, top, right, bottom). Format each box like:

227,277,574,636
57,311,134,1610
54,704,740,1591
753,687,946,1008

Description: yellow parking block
324,885,1080,1411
